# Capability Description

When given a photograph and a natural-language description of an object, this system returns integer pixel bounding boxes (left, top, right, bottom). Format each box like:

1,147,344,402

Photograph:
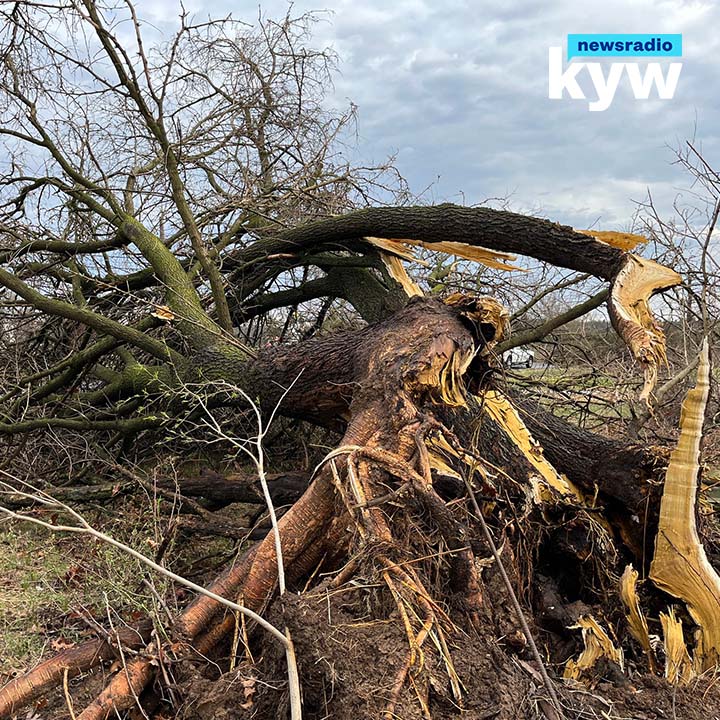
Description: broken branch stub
649,340,720,671
608,256,682,401
366,232,680,402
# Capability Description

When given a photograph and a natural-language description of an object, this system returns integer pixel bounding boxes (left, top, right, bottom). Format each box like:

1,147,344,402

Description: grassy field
0,500,181,676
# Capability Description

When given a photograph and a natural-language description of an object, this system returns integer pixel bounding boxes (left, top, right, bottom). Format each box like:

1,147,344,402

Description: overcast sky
145,0,719,229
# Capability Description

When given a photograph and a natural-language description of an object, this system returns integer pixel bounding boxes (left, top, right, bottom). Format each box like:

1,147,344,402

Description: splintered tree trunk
649,341,720,673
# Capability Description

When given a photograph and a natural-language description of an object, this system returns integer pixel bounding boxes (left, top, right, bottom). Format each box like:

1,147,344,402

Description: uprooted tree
1,3,719,720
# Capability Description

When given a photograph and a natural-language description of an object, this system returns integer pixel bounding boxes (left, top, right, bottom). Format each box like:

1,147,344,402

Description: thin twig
165,376,304,720
63,668,78,720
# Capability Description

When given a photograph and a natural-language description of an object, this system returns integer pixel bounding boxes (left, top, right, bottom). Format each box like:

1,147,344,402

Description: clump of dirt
159,514,720,720
172,580,720,720
600,672,720,720
176,581,539,720
16,504,720,720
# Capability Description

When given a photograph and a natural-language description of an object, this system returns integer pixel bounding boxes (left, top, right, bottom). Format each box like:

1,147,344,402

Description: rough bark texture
235,205,628,280
0,295,686,720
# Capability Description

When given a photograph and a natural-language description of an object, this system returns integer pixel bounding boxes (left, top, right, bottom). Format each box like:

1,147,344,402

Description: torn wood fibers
0,232,709,719
379,236,714,685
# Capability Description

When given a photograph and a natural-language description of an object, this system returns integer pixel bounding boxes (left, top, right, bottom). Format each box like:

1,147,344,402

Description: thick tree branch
497,289,609,353
238,205,628,280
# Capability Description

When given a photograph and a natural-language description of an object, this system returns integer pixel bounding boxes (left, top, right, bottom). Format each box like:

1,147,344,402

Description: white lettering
548,47,682,110
548,47,584,100
625,62,682,100
586,63,625,112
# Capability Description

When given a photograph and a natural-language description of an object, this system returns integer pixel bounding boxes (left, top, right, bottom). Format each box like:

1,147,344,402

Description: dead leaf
151,305,175,321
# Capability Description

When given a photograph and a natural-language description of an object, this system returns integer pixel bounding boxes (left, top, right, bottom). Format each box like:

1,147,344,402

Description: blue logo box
567,34,682,60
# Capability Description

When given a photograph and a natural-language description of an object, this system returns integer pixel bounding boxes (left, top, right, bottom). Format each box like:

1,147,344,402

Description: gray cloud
148,0,720,228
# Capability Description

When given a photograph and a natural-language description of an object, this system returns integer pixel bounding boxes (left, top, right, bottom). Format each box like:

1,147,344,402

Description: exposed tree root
0,621,152,718
77,653,155,720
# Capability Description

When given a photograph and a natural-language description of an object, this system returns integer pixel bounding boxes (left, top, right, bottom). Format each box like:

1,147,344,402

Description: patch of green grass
0,490,240,677
0,524,73,671
0,499,179,675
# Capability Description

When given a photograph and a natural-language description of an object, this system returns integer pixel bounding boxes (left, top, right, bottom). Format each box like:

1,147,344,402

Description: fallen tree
1,4,719,719
2,216,716,718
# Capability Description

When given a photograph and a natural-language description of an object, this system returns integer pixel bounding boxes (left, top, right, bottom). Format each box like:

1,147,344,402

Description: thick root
0,622,152,718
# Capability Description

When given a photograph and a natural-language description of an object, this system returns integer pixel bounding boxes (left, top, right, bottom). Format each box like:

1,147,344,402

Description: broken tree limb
608,256,682,401
240,205,631,280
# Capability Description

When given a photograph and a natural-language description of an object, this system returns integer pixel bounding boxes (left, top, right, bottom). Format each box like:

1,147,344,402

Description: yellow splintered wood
443,293,510,353
659,607,694,684
619,565,656,673
425,432,489,489
649,340,720,671
576,229,647,251
609,255,682,401
564,615,624,680
364,236,423,263
426,449,463,481
364,236,522,272
408,296,510,407
379,252,424,297
480,389,581,501
406,339,474,408
425,432,478,484
438,346,475,407
425,240,522,271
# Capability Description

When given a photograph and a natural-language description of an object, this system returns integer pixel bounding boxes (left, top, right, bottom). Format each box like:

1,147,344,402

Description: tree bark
233,205,628,282
0,294,674,720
